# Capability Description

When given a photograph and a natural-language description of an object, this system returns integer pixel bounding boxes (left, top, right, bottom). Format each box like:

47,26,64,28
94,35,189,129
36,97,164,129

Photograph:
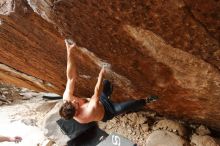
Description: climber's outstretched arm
92,67,105,102
0,135,22,143
63,40,77,101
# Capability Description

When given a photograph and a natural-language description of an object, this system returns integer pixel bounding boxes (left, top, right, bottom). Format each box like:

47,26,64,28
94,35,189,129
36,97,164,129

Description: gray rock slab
41,101,69,146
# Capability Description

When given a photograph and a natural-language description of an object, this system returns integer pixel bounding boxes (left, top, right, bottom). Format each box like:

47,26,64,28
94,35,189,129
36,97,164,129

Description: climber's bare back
72,95,105,123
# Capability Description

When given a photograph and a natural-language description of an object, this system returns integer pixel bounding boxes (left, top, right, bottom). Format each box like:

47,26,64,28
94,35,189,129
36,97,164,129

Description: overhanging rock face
0,0,65,93
1,0,220,130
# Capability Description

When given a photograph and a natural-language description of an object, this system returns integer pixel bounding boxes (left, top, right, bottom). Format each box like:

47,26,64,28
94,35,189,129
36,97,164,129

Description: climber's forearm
66,46,77,81
63,41,77,101
0,136,10,142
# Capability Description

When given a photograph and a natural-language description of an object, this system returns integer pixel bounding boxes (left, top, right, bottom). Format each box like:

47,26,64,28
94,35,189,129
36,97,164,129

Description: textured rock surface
196,125,211,136
0,0,220,130
191,134,219,146
0,0,65,93
145,130,188,146
42,102,69,146
153,119,186,137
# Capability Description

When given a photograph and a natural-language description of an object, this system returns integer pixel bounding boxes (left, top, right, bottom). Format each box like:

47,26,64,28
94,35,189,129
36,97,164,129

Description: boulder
141,123,149,132
191,134,219,146
196,125,211,136
41,101,69,146
0,0,220,130
153,119,186,137
145,130,188,146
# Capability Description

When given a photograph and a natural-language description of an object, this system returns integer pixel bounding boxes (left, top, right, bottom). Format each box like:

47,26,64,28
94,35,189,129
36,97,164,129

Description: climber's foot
145,95,159,104
103,80,113,98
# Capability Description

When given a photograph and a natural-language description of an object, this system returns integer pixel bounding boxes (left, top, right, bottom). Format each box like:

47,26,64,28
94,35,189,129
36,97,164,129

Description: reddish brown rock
1,0,220,130
0,0,65,93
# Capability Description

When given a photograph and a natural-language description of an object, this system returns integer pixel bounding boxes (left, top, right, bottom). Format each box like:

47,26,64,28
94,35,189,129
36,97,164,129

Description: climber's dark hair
59,101,76,120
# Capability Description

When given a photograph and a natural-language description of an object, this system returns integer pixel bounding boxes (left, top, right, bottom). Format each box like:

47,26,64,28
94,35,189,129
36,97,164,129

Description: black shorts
100,93,115,122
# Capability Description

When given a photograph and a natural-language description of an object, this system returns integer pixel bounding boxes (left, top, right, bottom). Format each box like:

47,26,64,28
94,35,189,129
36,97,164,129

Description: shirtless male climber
59,39,158,123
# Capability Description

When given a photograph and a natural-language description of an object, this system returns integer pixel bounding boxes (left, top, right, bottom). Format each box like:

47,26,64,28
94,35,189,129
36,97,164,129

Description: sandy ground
0,83,57,146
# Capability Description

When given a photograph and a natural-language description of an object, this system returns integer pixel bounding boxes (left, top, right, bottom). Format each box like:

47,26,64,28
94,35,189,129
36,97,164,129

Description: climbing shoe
102,80,113,98
145,95,159,104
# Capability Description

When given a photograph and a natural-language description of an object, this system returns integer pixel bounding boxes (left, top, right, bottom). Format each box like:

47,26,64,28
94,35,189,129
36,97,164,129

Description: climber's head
59,100,79,120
